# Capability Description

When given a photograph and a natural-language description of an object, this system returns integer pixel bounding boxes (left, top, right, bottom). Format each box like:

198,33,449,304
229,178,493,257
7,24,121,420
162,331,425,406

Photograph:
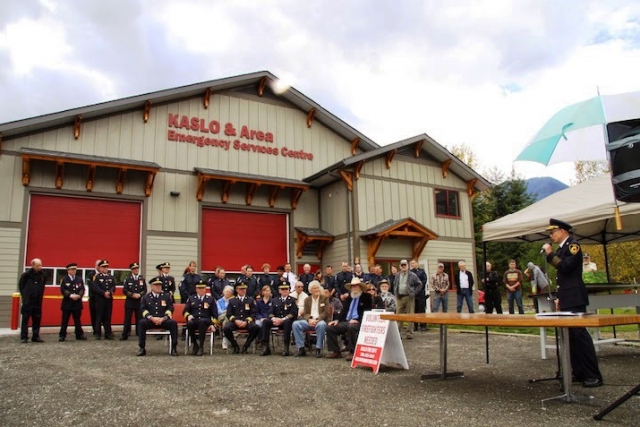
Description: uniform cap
235,282,248,289
195,280,207,288
66,263,78,270
546,218,572,232
99,260,109,267
129,262,140,270
583,253,590,258
159,262,170,269
149,277,163,286
278,282,290,289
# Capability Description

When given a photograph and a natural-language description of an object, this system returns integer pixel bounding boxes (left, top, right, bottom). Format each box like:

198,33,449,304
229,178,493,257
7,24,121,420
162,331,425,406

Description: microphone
539,247,545,254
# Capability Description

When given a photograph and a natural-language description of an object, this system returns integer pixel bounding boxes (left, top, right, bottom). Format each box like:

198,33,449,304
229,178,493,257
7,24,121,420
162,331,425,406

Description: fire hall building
0,71,489,327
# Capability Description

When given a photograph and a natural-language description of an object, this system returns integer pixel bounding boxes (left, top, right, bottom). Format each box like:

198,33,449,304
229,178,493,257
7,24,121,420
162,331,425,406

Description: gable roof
0,71,379,152
304,134,491,191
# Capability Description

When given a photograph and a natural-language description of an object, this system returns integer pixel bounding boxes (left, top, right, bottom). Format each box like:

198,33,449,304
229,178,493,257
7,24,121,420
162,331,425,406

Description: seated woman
324,288,342,321
367,284,385,309
378,279,396,312
216,285,234,350
292,281,329,358
255,285,273,345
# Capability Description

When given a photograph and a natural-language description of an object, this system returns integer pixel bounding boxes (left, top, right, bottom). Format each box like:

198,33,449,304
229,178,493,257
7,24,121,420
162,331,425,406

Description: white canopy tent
482,174,640,245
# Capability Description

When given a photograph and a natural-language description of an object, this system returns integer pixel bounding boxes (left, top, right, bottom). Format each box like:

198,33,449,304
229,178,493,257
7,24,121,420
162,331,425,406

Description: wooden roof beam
306,108,316,128
338,170,353,192
144,171,156,197
203,88,212,109
221,180,236,204
413,237,429,261
269,185,284,208
143,100,151,123
388,230,425,238
295,232,308,259
316,240,329,260
354,161,365,180
414,140,424,158
116,168,127,194
385,149,396,169
22,157,31,186
351,137,360,155
86,164,96,192
55,161,64,189
466,178,478,196
196,174,209,201
73,115,82,140
367,237,384,267
258,76,268,96
246,182,259,206
291,187,304,209
442,159,452,178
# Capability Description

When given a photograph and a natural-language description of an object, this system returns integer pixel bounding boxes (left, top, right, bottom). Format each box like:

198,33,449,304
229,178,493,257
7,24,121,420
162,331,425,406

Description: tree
449,143,479,171
573,160,609,184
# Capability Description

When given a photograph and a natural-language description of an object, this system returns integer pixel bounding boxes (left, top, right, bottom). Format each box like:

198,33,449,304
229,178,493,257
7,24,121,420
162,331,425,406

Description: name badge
204,303,209,309
161,300,166,306
245,303,250,310
320,303,325,307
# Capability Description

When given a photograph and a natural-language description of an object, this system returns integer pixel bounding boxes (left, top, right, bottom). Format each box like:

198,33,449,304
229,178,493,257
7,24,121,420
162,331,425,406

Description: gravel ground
1,328,638,427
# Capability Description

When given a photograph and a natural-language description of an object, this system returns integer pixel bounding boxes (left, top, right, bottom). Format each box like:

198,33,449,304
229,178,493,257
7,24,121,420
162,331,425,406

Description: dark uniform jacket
184,294,218,323
237,276,259,298
353,272,370,284
226,296,257,324
298,273,315,293
323,275,336,292
180,273,202,298
335,271,353,296
453,270,474,295
86,269,99,298
370,273,388,289
338,292,373,322
60,275,84,311
122,274,147,308
159,274,176,297
546,236,589,310
258,274,277,296
269,295,298,320
410,268,426,293
92,273,116,299
208,277,230,300
140,292,174,319
19,268,46,307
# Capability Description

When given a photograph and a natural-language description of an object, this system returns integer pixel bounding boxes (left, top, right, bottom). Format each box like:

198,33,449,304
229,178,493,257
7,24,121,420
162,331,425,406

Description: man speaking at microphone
542,218,603,388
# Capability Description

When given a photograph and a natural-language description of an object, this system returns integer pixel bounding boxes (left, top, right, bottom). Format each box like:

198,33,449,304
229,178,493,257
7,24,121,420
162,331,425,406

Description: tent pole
602,232,617,339
482,241,489,364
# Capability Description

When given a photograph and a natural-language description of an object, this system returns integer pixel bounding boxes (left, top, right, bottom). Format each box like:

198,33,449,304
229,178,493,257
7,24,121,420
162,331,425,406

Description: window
435,189,460,218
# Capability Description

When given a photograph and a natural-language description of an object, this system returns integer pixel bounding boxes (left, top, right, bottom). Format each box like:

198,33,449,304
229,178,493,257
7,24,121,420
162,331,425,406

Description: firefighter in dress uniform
223,282,260,354
120,262,147,341
260,282,298,356
157,262,176,302
137,277,179,356
184,280,219,356
58,263,86,342
92,260,116,340
543,218,603,388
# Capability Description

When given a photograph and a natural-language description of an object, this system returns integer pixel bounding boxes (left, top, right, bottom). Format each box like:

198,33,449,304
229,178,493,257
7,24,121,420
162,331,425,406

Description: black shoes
232,345,240,354
282,346,290,357
191,342,200,356
170,347,179,356
197,346,204,356
32,337,44,343
583,378,603,388
295,348,306,357
76,336,87,341
261,347,271,356
346,353,354,361
105,335,115,340
240,345,249,354
325,351,342,359
59,337,65,342
315,349,323,358
20,338,28,343
119,335,128,341
136,347,146,356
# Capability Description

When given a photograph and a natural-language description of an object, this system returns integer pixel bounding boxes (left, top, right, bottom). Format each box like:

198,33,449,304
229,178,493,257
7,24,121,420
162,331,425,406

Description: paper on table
535,311,593,317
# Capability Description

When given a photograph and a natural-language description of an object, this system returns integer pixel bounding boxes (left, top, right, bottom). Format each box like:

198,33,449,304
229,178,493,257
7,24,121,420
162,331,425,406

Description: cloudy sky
2,0,640,184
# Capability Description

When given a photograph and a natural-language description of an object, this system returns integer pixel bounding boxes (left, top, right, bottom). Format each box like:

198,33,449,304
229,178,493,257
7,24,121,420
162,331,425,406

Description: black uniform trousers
565,304,602,381
327,321,361,353
122,305,142,337
223,322,260,348
89,295,97,335
20,303,42,340
94,297,113,338
138,318,178,349
261,318,293,347
187,317,213,344
59,310,84,338
484,288,503,314
413,295,427,331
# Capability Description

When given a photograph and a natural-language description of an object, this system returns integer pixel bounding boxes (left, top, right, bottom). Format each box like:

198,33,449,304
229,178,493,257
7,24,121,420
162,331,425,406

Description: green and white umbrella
515,91,640,166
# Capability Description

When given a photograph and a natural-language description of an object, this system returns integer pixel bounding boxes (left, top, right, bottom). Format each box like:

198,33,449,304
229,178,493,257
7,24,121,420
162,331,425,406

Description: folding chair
225,329,256,354
185,325,215,355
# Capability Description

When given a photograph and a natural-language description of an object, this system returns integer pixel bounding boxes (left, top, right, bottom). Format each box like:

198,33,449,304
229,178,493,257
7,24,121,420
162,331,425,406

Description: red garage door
26,194,141,269
201,209,287,272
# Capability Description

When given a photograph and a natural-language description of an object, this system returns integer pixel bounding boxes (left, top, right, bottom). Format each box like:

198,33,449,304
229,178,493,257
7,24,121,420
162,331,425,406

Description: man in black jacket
120,262,147,341
543,218,603,388
325,278,373,361
59,263,86,342
482,262,503,314
19,258,46,343
260,283,298,356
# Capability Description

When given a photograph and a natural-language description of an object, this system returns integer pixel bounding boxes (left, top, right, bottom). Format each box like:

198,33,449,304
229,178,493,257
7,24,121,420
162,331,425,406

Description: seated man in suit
260,282,298,356
184,280,219,356
325,277,372,361
137,277,179,356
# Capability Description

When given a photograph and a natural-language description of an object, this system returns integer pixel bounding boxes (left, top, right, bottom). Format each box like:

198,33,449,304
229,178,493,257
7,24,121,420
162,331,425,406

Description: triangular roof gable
361,217,438,239
0,71,379,153
304,134,491,192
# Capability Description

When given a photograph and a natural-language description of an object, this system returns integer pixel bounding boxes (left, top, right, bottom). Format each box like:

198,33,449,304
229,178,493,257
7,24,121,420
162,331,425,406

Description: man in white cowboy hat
325,277,373,361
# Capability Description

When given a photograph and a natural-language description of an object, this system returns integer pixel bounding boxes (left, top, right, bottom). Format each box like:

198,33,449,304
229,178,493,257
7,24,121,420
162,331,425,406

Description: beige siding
321,237,350,270
357,157,473,239
376,239,413,260
147,172,200,233
145,235,198,280
0,156,25,222
0,227,22,296
422,239,476,278
320,181,349,236
292,189,319,228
